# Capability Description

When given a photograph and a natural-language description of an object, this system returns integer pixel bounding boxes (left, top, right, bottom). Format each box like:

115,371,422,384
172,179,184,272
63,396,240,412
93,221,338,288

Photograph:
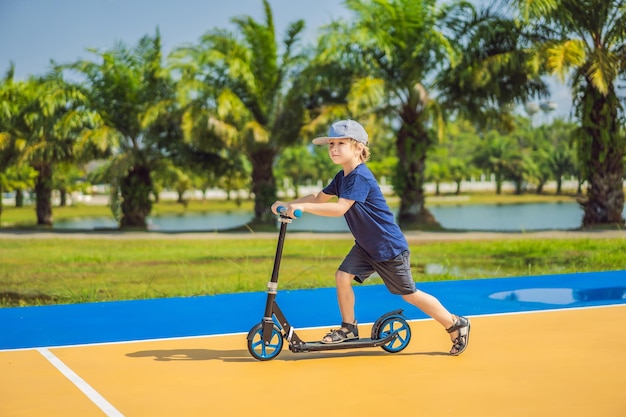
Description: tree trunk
59,188,67,207
495,175,503,194
15,189,24,207
34,164,53,226
536,182,544,194
250,146,278,226
0,182,3,226
577,177,583,195
119,164,153,229
395,108,441,230
578,84,625,228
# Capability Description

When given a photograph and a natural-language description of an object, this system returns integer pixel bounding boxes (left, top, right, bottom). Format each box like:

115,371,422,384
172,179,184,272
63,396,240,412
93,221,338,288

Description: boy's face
327,138,363,165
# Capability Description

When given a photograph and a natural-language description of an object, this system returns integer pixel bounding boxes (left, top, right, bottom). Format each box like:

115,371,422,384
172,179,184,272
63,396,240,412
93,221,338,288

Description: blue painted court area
1,270,625,350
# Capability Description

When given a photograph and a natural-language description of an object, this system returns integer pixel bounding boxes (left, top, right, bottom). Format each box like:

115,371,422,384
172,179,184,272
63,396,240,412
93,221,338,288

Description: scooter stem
270,221,288,285
262,220,289,336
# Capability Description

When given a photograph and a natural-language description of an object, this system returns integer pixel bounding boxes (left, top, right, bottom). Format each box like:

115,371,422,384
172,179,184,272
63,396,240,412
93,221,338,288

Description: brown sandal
447,315,470,356
321,321,359,344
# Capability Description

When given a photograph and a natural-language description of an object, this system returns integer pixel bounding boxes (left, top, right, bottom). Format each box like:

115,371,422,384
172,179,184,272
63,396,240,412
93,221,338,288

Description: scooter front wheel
247,323,284,361
376,316,411,353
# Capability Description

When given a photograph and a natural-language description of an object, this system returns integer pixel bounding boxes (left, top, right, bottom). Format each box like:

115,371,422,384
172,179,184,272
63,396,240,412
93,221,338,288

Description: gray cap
312,119,369,145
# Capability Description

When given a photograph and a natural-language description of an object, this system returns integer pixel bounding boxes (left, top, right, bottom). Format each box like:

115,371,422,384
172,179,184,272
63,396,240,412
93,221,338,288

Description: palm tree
547,147,576,194
447,157,474,195
69,31,181,228
9,70,91,226
441,119,484,194
0,64,23,224
473,131,521,194
275,146,318,199
171,0,309,226
2,165,37,208
52,162,86,206
425,147,452,196
316,0,545,229
509,0,626,227
438,4,548,132
538,119,577,194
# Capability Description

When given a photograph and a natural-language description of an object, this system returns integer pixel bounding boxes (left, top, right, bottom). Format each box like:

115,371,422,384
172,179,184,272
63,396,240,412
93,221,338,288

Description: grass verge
1,235,624,307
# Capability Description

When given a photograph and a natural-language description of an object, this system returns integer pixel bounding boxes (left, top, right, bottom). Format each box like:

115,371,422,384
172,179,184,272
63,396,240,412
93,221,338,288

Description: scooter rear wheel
247,323,283,361
376,316,411,353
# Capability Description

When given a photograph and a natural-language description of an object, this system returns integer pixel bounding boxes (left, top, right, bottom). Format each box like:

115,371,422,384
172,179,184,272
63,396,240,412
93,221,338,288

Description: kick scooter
246,207,412,361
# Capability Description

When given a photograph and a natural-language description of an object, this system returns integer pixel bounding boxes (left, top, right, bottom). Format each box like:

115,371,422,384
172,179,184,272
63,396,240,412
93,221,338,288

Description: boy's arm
272,191,353,217
291,196,354,218
271,191,333,215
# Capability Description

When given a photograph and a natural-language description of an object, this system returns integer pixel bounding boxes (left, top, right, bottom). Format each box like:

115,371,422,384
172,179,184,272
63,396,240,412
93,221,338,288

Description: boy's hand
271,201,287,215
288,204,304,218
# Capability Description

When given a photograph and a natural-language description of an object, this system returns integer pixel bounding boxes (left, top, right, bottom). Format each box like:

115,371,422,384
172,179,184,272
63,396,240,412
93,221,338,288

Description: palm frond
216,89,250,125
243,120,270,144
585,49,620,95
544,39,586,82
207,117,239,147
347,77,386,116
140,99,175,129
0,132,10,149
512,0,559,21
300,104,349,139
75,125,119,154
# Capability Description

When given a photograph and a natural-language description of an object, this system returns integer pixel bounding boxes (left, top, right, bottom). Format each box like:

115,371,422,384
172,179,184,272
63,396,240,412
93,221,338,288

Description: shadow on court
126,346,450,362
126,348,252,362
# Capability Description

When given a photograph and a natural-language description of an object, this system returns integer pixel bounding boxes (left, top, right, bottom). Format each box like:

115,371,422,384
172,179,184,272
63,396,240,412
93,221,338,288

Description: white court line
1,303,624,353
37,348,124,417
1,303,623,353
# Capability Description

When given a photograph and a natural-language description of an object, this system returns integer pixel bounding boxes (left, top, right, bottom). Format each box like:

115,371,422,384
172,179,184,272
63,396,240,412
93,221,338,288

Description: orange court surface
2,303,625,417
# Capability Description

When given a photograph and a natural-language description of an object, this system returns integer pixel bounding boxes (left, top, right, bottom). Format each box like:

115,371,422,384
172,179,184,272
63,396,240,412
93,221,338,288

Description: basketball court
2,271,625,416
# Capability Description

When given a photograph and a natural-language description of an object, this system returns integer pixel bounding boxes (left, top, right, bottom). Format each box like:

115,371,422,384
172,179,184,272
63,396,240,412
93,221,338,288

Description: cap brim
312,136,349,145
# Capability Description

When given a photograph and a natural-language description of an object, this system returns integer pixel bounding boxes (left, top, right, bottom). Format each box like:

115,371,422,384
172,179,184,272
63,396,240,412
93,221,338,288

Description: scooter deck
289,333,398,353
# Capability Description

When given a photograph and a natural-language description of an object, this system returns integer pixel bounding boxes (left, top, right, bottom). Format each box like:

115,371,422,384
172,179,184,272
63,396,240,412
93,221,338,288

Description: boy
271,119,470,355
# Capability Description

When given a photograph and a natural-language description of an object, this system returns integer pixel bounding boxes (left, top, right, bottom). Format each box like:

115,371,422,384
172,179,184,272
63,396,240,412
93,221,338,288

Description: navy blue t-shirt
323,163,408,262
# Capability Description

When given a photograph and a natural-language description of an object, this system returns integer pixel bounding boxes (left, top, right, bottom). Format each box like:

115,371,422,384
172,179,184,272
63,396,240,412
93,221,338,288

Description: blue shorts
338,245,417,295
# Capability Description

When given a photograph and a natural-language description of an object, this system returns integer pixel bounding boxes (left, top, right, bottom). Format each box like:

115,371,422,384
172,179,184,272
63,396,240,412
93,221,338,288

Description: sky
0,0,571,118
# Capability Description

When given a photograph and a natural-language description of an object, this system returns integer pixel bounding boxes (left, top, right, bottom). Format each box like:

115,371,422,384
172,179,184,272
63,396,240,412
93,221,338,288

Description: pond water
53,201,625,232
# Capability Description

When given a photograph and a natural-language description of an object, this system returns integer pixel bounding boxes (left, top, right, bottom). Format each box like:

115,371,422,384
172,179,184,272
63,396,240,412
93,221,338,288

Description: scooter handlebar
277,206,302,218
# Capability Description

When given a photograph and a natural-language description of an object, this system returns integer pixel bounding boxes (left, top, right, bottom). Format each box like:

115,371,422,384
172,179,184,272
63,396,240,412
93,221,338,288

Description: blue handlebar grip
277,206,302,218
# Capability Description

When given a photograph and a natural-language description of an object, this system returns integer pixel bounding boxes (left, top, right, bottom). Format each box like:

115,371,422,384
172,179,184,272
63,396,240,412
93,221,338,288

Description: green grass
1,193,622,307
1,235,624,307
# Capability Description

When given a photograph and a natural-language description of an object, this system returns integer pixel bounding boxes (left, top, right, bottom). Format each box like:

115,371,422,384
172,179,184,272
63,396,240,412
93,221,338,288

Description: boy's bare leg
331,275,461,344
401,290,457,339
320,270,357,343
335,270,356,324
